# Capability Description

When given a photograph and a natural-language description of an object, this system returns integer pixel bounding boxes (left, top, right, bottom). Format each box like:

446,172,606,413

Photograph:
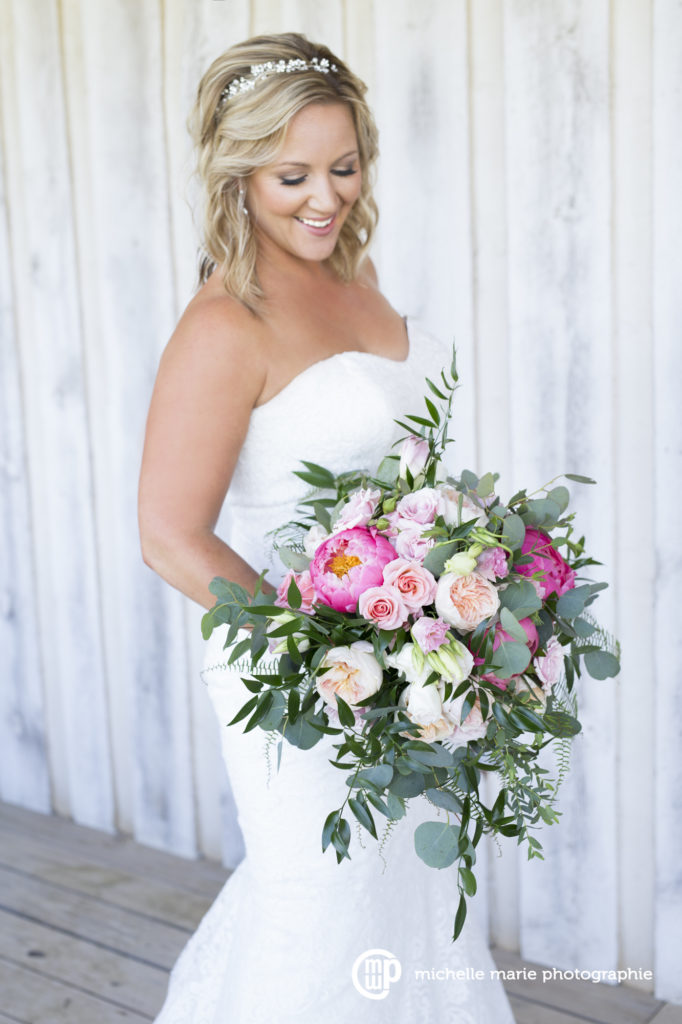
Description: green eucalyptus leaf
499,580,542,619
499,608,529,643
349,796,377,838
491,641,531,678
547,486,570,513
584,650,620,679
502,514,526,550
414,821,460,869
459,866,477,897
453,893,467,941
564,473,596,484
556,585,591,619
425,788,463,814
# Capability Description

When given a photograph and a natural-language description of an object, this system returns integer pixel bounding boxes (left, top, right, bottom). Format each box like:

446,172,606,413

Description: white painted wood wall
1,0,678,1002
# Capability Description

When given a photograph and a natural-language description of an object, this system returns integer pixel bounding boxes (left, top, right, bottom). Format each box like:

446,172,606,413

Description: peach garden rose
435,571,500,631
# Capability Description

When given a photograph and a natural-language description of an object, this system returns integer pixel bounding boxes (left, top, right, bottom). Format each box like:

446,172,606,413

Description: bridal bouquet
202,349,619,940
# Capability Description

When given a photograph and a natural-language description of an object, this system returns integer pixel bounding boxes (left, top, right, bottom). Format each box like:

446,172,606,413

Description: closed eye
280,168,359,186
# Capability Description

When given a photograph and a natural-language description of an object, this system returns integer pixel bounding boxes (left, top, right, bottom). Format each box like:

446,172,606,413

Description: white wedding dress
154,318,515,1023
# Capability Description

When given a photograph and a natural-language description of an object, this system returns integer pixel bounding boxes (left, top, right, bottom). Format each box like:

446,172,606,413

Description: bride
138,32,515,1024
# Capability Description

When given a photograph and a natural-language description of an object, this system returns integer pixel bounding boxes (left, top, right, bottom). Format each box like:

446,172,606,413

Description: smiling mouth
295,215,336,228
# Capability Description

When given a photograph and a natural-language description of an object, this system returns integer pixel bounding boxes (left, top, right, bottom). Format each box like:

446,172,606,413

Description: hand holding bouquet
203,349,620,940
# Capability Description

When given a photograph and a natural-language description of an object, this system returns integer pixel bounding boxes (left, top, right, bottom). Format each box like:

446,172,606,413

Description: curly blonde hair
188,33,379,312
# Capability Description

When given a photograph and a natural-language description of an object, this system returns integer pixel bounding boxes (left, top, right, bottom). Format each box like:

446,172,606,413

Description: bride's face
246,102,362,264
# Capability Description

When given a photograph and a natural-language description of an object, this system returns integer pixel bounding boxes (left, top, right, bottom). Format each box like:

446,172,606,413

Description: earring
237,185,249,218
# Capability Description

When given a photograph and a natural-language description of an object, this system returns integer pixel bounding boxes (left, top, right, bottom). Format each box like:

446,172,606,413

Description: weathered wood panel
0,12,50,815
59,0,196,854
372,0,477,469
612,0,655,988
652,0,682,1005
0,0,113,829
504,0,618,970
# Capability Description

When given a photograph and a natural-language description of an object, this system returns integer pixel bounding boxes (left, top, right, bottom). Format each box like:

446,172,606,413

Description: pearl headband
219,57,338,107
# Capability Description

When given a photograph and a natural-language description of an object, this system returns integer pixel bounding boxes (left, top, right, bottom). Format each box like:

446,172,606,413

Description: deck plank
0,909,166,1017
493,948,662,1024
0,802,228,897
649,1008,682,1024
0,958,152,1023
0,866,187,970
2,802,680,1024
0,826,218,930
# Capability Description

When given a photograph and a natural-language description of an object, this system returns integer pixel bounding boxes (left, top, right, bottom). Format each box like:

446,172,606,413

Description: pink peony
358,585,409,629
333,487,382,531
476,546,509,581
435,571,500,631
411,616,450,653
473,617,539,690
514,528,576,599
382,558,437,611
396,488,441,525
309,527,398,613
275,569,316,614
399,435,429,479
534,636,565,692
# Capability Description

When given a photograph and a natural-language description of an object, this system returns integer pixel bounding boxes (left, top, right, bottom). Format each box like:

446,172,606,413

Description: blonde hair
189,33,379,312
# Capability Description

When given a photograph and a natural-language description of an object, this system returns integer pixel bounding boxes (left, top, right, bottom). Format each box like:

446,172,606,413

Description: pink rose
437,485,488,528
275,569,315,614
411,616,450,653
358,585,408,629
473,617,539,690
333,487,381,531
396,488,441,525
309,527,398,613
382,558,437,611
476,546,508,581
435,571,500,631
399,435,429,479
514,528,576,599
393,523,435,562
533,636,565,692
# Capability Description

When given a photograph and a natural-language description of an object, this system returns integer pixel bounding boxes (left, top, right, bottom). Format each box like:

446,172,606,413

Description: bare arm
138,299,271,609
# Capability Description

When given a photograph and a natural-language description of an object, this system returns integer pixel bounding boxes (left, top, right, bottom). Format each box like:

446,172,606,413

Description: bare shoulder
160,285,267,404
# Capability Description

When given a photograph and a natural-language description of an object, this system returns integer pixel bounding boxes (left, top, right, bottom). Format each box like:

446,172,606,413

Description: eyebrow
274,149,359,169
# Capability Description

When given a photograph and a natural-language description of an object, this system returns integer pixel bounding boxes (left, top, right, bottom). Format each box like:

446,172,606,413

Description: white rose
444,691,490,749
303,522,330,558
437,485,488,528
435,572,500,631
316,641,383,708
385,642,432,685
400,678,457,741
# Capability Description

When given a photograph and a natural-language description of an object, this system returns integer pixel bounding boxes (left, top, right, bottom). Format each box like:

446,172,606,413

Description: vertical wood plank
0,0,114,830
652,0,682,1004
0,36,51,814
59,0,196,854
162,0,252,865
612,0,655,987
504,0,617,970
250,0,344,48
371,0,476,470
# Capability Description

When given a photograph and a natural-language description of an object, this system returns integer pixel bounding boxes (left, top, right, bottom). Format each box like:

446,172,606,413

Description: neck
254,230,337,288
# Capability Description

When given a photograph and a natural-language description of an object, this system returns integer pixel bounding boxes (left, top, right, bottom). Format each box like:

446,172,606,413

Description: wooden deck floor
0,801,679,1024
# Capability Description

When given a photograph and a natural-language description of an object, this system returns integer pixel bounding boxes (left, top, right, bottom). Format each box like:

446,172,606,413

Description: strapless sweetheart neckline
252,314,413,414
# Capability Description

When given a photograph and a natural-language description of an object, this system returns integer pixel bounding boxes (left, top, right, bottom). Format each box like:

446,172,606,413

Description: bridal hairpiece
219,57,338,106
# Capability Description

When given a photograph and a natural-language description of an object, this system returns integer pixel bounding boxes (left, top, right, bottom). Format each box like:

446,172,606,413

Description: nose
305,173,339,214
